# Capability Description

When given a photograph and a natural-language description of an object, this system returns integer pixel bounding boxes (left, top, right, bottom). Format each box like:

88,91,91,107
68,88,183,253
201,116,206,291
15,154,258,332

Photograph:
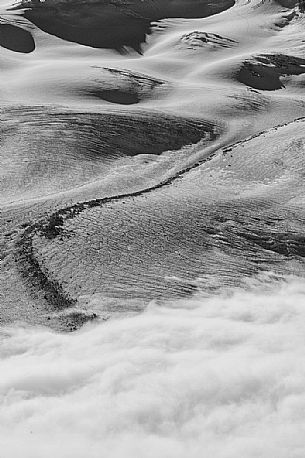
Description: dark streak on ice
14,118,305,313
13,112,219,310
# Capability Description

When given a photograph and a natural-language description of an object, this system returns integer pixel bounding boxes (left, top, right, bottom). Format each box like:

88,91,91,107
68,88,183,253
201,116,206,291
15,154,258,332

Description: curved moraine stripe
1,0,305,332
14,119,305,324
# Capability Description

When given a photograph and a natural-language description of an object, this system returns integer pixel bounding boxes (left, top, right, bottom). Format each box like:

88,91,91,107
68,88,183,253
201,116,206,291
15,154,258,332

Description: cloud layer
1,278,305,458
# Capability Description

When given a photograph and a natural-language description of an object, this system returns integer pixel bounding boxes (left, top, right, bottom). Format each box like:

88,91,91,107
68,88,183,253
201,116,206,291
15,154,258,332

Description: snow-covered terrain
1,1,305,456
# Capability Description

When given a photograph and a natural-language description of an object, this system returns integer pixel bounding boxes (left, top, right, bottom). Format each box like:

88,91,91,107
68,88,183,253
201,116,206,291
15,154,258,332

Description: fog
1,278,305,457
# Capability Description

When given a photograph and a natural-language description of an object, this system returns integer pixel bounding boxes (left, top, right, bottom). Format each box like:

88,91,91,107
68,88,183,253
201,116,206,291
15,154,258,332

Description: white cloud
1,279,305,458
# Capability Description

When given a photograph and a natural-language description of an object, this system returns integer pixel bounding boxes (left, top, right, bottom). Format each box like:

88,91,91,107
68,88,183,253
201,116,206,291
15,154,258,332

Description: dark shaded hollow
31,110,215,159
237,54,305,91
84,89,140,105
1,108,215,160
78,67,166,104
0,23,35,53
0,107,217,203
15,0,235,52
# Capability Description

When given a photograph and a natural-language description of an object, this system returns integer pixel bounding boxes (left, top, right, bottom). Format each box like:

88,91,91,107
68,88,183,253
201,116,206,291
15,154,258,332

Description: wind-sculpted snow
2,0,305,455
1,0,305,330
14,0,235,52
